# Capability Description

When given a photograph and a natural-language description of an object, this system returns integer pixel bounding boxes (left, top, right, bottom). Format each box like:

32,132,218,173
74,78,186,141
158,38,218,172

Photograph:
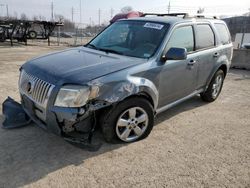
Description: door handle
213,52,220,57
187,59,196,66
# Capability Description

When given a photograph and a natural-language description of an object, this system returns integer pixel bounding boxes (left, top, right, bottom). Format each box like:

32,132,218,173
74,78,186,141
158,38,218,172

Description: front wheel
101,97,154,143
201,69,225,102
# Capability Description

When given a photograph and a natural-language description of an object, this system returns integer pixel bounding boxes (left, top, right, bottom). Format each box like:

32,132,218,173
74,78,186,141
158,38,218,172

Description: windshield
86,20,169,58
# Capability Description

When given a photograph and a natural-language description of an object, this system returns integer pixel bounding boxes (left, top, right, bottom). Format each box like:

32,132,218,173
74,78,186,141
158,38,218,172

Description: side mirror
161,47,187,62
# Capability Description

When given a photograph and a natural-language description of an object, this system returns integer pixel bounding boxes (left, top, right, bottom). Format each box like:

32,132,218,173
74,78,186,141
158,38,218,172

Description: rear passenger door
194,23,219,88
214,23,233,65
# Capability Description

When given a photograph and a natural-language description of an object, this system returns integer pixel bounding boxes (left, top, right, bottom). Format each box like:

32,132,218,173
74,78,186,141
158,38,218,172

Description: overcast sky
0,0,249,25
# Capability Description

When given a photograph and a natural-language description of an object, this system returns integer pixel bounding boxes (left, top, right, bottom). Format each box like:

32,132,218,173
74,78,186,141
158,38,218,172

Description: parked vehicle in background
17,14,233,144
242,43,250,49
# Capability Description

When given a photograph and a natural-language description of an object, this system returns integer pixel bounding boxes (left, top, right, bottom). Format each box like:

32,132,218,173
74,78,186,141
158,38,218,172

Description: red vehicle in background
110,11,143,23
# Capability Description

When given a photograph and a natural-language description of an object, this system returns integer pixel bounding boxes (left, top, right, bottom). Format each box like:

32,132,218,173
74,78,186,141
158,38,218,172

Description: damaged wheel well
97,92,155,126
124,92,155,109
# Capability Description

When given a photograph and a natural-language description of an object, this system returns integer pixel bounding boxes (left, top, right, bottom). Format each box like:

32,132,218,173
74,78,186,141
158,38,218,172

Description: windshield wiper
86,43,99,50
86,44,123,55
98,48,124,55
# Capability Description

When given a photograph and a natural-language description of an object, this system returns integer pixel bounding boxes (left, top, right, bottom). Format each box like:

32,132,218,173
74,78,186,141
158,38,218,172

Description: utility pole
6,4,8,18
89,17,92,26
111,8,114,19
79,0,83,43
80,0,82,25
167,0,171,14
51,2,54,20
98,8,101,26
71,7,74,22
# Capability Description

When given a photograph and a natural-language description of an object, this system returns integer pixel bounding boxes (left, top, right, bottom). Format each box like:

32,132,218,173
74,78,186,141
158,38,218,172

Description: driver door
158,25,199,108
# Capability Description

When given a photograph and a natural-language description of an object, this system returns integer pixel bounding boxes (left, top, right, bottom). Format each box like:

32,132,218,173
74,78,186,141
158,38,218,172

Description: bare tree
121,6,133,13
38,15,46,21
32,15,39,21
247,8,250,16
20,13,28,20
55,14,64,22
13,12,18,19
197,7,205,14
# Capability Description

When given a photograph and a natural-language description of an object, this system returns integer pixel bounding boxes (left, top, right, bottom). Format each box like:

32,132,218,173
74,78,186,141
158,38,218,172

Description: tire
201,69,225,102
102,97,154,143
28,30,37,39
0,33,6,42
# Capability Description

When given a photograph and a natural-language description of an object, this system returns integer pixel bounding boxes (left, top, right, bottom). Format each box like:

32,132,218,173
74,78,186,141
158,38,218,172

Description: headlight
54,85,91,107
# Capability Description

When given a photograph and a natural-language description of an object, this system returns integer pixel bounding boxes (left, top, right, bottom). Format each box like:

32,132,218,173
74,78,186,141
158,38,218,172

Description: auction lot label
144,23,164,30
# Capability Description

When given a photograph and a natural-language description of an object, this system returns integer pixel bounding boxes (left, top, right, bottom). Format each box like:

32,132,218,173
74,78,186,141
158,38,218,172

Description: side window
214,23,231,45
166,26,194,53
196,24,215,50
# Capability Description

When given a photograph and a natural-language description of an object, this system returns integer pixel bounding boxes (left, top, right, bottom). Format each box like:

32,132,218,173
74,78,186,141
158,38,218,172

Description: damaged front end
2,96,102,151
2,63,159,151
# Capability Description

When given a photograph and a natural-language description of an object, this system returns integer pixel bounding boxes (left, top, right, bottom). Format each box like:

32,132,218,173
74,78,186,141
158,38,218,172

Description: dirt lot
0,44,249,188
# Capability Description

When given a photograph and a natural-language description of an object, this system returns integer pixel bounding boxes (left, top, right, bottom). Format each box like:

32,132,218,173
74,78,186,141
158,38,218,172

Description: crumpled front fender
88,76,159,110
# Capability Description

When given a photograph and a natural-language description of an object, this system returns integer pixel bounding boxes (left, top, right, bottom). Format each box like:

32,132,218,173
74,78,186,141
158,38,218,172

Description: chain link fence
48,25,106,46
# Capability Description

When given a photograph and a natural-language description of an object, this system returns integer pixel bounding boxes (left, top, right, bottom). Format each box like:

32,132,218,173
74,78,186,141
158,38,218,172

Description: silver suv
18,14,233,143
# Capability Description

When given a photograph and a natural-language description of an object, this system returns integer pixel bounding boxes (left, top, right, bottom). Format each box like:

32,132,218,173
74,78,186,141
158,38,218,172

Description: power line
0,4,4,17
0,4,9,17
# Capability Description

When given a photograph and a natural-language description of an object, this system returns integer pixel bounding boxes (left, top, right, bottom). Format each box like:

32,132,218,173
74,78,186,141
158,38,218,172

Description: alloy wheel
115,107,149,142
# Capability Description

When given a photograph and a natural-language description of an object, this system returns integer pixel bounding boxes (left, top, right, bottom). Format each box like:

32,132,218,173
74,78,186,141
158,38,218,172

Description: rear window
196,24,215,50
215,23,231,45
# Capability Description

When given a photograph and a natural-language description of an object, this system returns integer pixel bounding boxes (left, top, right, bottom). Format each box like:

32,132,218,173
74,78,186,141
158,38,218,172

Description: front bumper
21,94,61,135
2,97,31,129
20,93,93,136
3,96,101,151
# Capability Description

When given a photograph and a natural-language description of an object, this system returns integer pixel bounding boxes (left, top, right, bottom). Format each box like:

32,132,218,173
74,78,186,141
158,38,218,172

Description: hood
22,47,145,85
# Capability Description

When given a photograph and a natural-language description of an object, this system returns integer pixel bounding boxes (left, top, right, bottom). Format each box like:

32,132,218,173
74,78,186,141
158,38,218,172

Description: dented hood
22,47,145,85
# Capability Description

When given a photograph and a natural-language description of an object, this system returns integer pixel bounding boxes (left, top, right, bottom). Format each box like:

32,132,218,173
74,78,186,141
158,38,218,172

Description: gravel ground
0,44,249,188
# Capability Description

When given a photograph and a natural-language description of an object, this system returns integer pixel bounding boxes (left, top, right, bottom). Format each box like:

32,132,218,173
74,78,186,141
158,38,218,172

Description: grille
19,70,54,107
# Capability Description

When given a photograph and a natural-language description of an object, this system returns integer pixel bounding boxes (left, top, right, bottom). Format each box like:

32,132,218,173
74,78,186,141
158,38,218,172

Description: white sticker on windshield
144,53,151,58
144,23,164,30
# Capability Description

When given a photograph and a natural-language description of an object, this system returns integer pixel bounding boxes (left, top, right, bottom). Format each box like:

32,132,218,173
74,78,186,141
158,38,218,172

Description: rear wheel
102,97,154,143
201,69,224,102
28,30,37,39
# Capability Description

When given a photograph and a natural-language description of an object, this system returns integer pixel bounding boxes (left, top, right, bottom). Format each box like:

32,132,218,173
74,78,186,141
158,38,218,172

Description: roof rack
142,13,188,18
194,15,218,19
141,13,218,19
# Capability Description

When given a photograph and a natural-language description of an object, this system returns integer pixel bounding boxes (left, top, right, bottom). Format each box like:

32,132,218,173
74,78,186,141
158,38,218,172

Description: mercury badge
26,81,33,94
